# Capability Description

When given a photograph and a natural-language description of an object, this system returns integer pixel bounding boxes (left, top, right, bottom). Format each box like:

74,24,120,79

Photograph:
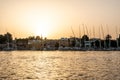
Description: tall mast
116,26,119,48
85,25,89,36
99,26,101,49
93,26,95,38
119,26,120,35
41,34,43,50
71,26,76,47
106,24,109,34
7,33,10,49
79,25,81,38
89,27,92,39
14,33,17,50
101,25,106,48
93,26,95,48
106,24,111,48
82,24,86,48
79,25,81,48
6,29,10,49
118,26,120,47
85,25,91,48
71,26,75,38
82,24,85,35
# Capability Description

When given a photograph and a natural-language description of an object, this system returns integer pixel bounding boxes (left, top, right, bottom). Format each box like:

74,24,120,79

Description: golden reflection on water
0,51,120,80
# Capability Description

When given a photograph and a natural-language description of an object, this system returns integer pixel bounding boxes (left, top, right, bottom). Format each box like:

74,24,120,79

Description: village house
59,38,69,47
28,40,43,50
44,39,59,50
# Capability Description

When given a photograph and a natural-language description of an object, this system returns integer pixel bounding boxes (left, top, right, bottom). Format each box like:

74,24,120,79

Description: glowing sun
34,22,50,37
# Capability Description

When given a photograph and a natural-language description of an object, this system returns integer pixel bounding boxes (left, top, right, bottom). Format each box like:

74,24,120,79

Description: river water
0,51,120,80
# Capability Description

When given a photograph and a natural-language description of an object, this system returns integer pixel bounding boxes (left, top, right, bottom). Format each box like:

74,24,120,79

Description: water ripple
0,51,120,80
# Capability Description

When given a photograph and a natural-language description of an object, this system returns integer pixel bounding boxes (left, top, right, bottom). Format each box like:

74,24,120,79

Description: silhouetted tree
44,37,47,40
81,35,89,47
81,35,89,41
28,36,35,40
0,32,13,44
0,35,5,44
36,36,40,40
4,32,13,43
105,34,112,40
105,34,112,48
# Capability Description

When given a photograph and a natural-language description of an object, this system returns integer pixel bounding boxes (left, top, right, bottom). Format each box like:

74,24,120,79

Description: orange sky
0,0,120,39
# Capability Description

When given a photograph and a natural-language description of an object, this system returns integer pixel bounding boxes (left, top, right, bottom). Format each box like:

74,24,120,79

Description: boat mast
82,24,86,48
82,24,85,35
85,25,91,48
116,26,119,48
41,34,43,50
89,26,92,39
71,26,76,47
101,25,106,49
79,25,81,48
6,29,10,49
93,26,95,48
13,33,17,50
118,26,120,48
99,26,101,49
85,25,89,36
71,26,76,38
106,24,110,48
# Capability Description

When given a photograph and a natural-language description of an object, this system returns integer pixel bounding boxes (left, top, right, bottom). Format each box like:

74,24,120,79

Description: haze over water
0,51,120,80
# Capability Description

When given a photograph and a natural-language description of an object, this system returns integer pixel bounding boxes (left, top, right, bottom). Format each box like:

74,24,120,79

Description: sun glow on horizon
24,10,58,38
1,0,120,39
34,24,50,37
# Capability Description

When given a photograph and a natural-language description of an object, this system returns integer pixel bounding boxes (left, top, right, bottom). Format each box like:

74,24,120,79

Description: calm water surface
0,51,120,80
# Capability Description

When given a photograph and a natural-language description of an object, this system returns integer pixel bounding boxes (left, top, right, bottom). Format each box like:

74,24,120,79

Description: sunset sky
0,0,120,39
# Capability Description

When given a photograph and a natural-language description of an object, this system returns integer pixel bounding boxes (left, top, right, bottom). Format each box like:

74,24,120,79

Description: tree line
0,32,120,48
0,32,13,44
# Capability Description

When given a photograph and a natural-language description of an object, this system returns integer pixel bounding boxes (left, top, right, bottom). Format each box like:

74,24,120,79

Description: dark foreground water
0,51,120,80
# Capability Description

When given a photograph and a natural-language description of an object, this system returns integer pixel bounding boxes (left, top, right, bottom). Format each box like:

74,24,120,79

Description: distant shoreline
1,48,120,51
